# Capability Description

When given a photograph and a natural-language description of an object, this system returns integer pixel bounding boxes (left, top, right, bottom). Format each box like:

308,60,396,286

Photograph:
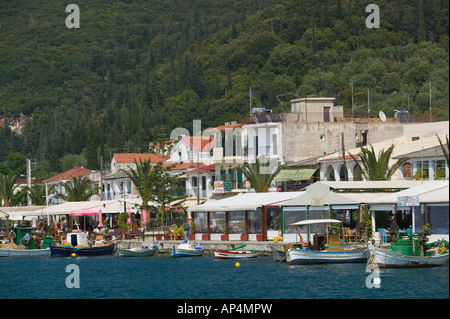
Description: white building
103,153,166,200
166,136,214,165
319,122,449,182
43,167,100,202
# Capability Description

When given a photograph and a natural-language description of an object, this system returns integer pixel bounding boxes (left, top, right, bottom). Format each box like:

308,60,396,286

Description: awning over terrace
188,191,305,212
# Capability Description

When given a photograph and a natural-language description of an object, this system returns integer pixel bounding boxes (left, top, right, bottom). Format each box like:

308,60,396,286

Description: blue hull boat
170,243,205,257
50,243,115,257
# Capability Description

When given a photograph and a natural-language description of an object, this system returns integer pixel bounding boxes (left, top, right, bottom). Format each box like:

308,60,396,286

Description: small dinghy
214,244,260,259
0,247,50,258
117,244,158,257
214,249,260,259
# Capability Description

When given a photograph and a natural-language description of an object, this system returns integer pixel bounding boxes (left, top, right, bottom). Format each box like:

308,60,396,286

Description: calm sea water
1,254,448,300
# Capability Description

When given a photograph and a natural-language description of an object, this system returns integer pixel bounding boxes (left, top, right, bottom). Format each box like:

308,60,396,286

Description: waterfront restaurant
367,180,449,243
188,191,304,241
279,181,424,244
0,199,143,231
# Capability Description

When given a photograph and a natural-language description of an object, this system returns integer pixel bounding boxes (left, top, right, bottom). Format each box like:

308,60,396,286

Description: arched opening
339,164,347,180
353,165,362,181
403,162,412,180
326,165,335,181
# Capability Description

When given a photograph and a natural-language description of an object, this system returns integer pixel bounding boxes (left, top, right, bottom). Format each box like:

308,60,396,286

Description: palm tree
27,183,56,205
122,159,156,213
0,173,19,206
348,145,409,181
58,176,99,201
436,134,449,167
123,160,186,227
234,156,285,192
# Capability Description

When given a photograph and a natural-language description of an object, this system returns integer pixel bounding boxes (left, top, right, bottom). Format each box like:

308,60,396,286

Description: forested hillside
0,0,448,179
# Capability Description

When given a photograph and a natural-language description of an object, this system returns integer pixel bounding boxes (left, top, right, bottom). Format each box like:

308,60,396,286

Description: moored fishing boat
117,244,158,257
369,237,449,268
0,247,50,257
214,245,260,259
0,227,53,258
50,242,115,257
170,242,205,257
287,247,369,264
271,244,292,262
286,219,369,265
50,231,115,257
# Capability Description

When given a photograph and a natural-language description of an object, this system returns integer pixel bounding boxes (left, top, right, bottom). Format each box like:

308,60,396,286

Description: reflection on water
1,255,448,299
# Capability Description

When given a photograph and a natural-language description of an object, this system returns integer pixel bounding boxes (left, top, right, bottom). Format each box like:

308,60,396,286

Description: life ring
9,231,16,239
55,222,63,231
37,221,45,231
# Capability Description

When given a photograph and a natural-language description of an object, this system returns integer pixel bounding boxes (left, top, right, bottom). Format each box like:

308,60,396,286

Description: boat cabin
66,231,88,246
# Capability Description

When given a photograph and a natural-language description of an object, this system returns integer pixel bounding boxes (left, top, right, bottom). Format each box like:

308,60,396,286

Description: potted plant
221,234,229,241
164,226,173,240
240,233,248,241
256,234,263,241
173,224,184,240
422,223,432,236
117,213,131,239
357,206,373,242
202,233,209,240
189,221,195,240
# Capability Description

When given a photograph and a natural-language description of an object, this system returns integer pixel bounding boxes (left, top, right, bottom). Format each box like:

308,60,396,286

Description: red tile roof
43,167,92,183
113,153,166,163
163,161,206,171
149,140,174,147
185,164,215,174
205,123,243,132
15,178,43,185
180,136,214,151
322,154,360,161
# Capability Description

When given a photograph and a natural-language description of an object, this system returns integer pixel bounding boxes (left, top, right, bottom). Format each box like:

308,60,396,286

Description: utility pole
26,159,32,206
341,133,348,181
351,81,354,121
100,156,103,201
197,157,200,205
429,82,432,122
249,86,252,116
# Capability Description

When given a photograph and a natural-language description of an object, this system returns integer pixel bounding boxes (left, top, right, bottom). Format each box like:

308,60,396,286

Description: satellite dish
379,111,386,122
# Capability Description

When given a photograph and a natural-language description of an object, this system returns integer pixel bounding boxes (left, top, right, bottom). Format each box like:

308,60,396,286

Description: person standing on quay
184,218,191,242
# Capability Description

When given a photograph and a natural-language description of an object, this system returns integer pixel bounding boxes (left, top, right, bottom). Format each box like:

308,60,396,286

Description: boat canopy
290,219,342,226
